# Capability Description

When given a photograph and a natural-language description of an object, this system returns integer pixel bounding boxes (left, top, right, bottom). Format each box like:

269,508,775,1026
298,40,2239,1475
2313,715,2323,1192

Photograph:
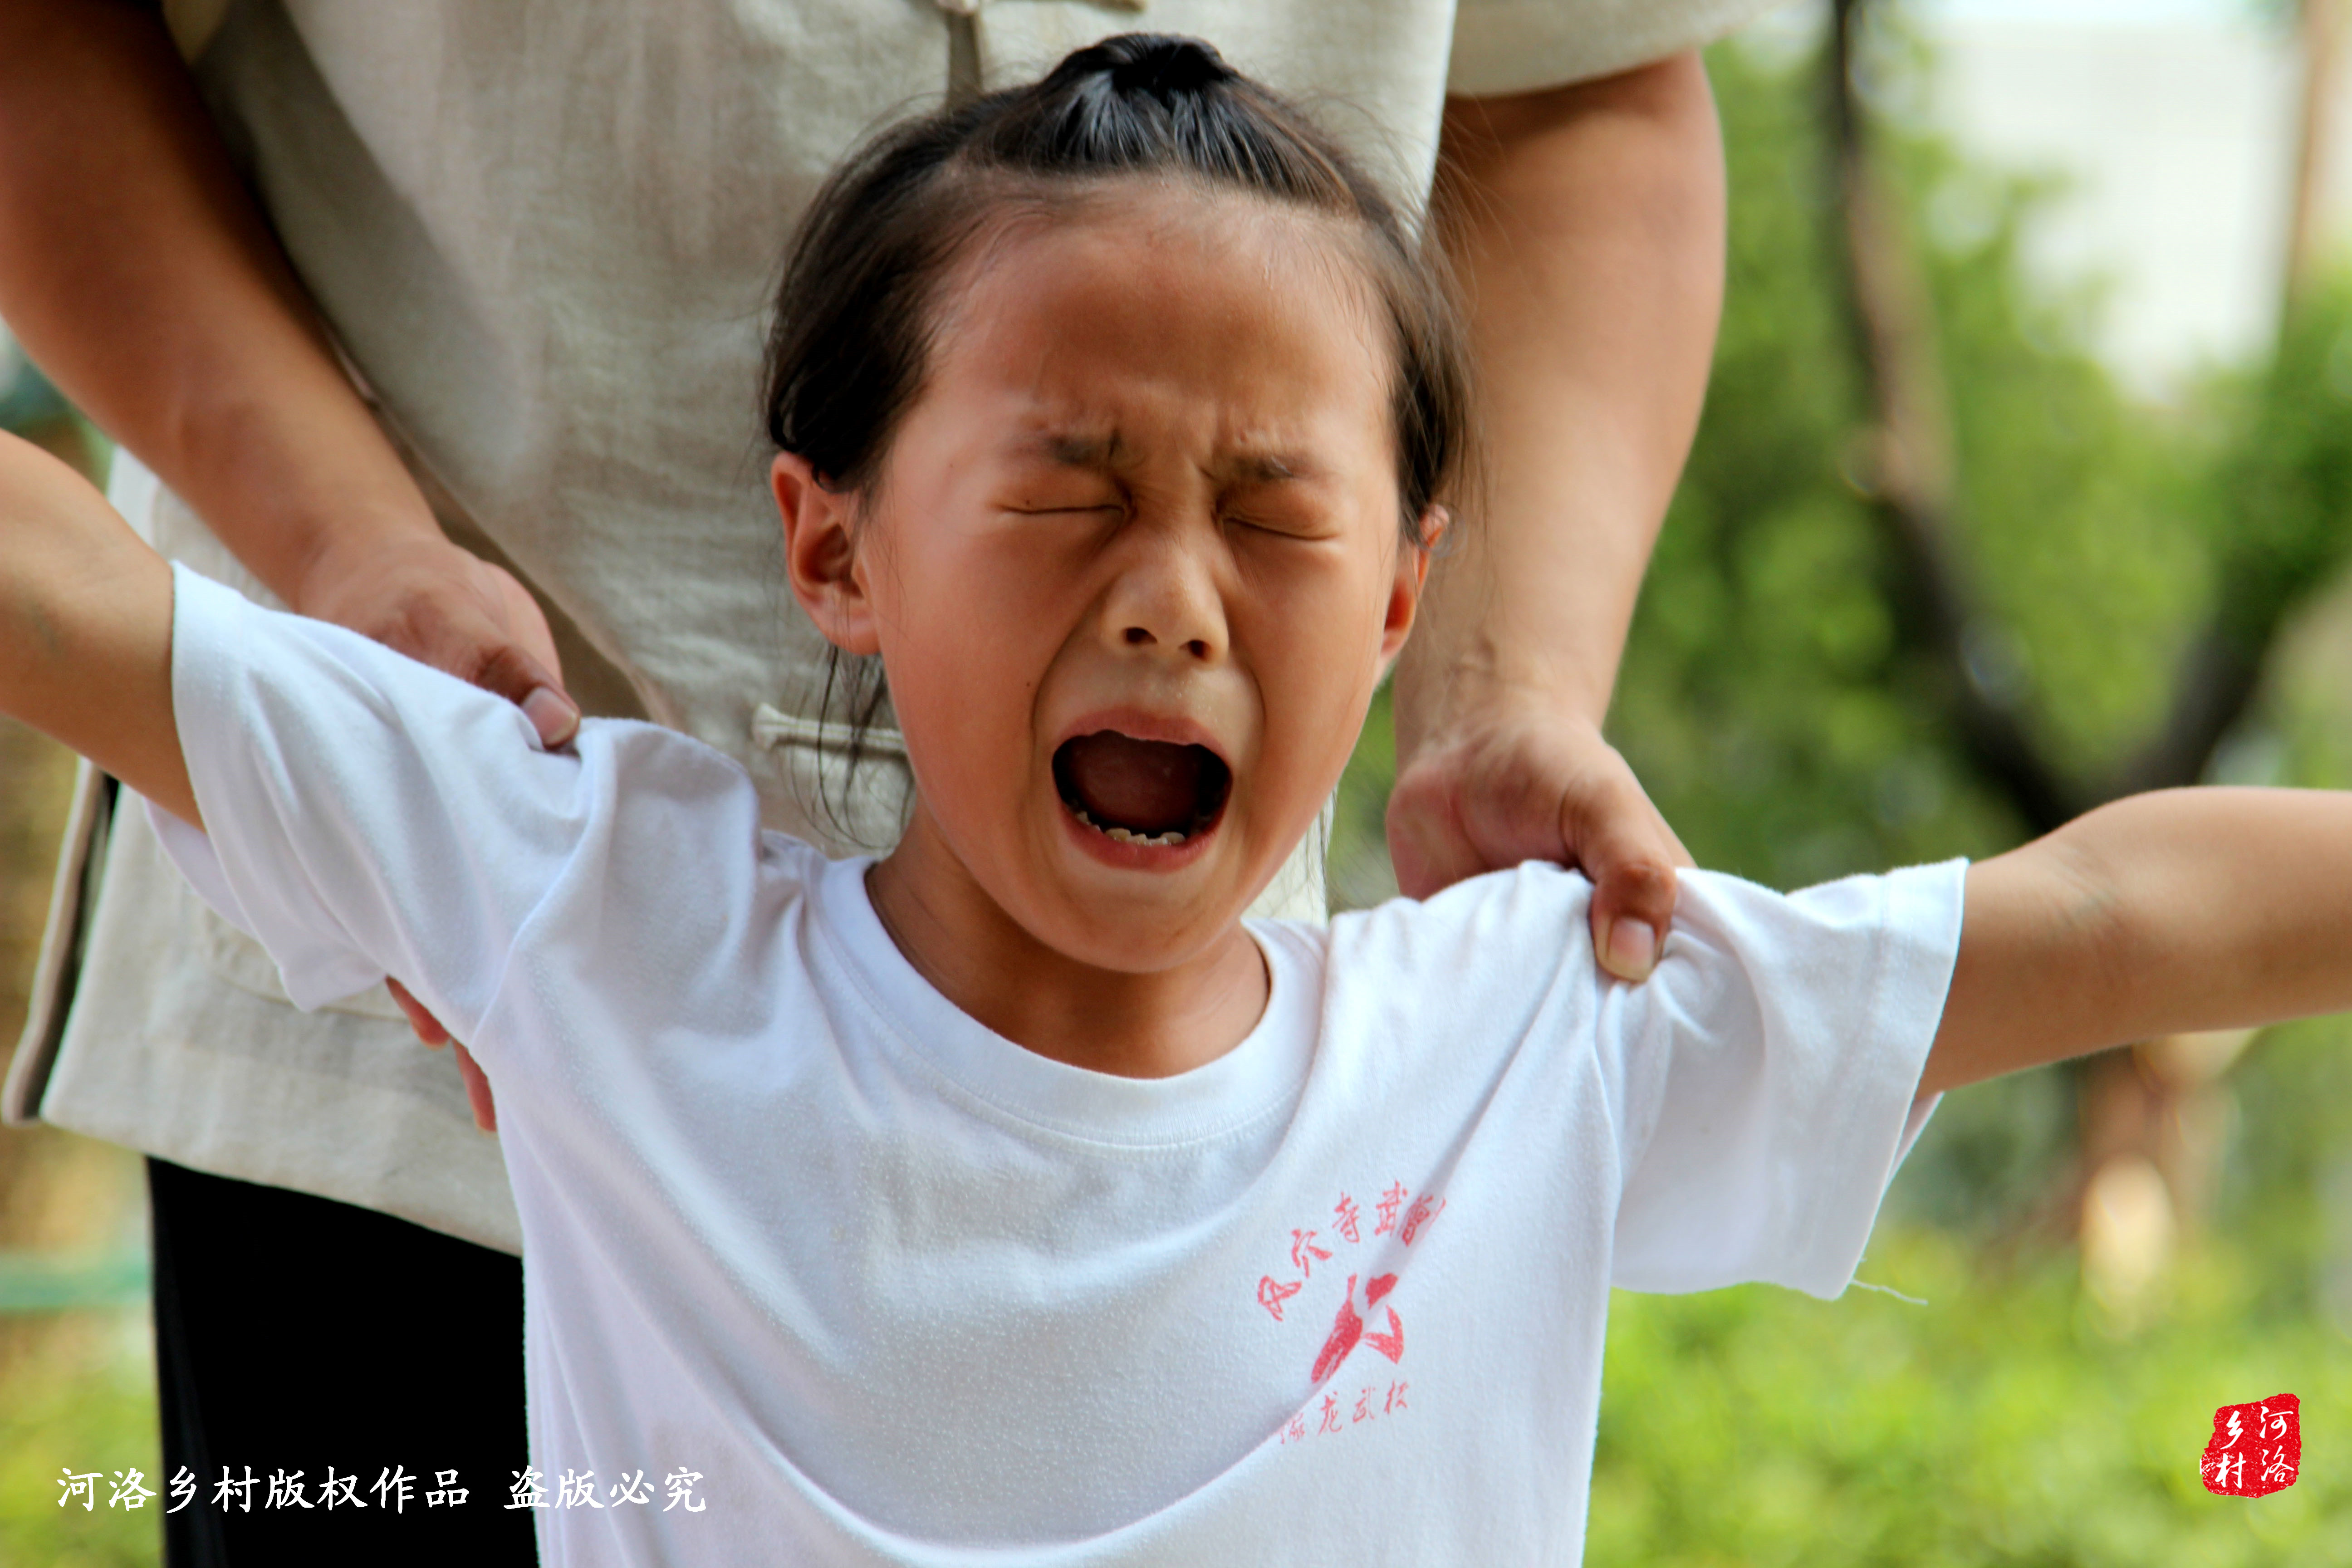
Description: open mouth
1052,731,1232,848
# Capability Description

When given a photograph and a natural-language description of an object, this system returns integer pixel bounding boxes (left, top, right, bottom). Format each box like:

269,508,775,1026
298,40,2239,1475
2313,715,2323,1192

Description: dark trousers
147,1158,539,1565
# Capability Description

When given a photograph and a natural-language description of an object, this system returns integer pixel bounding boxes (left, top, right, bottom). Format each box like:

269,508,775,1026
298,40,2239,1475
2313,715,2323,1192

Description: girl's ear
774,452,882,656
1377,505,1447,667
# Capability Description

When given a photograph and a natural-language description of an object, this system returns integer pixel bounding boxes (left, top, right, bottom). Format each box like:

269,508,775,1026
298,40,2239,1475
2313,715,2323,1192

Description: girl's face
779,187,1433,977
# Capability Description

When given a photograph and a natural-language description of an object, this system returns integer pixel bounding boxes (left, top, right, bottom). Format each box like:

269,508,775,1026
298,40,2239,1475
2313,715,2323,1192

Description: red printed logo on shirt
1309,1276,1394,1383
2201,1394,2299,1496
1262,1181,1441,1447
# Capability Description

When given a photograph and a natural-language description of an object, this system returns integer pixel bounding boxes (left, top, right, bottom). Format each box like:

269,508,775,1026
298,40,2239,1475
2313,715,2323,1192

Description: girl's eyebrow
1013,431,1325,485
1017,431,1124,469
1222,451,1316,485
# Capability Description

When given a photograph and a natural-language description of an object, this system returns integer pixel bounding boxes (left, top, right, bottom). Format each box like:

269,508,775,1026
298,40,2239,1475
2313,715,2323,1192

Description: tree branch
1825,0,2077,833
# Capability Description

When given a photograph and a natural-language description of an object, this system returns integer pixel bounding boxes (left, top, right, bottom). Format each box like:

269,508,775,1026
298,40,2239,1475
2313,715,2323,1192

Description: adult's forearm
0,0,439,607
1398,54,1724,747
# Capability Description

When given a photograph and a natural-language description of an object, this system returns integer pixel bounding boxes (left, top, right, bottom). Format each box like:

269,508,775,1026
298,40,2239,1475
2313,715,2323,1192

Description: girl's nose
1102,527,1227,664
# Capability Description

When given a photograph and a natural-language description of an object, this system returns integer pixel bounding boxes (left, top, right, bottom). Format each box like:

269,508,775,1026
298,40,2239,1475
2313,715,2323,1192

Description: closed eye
1006,504,1125,519
1222,509,1335,541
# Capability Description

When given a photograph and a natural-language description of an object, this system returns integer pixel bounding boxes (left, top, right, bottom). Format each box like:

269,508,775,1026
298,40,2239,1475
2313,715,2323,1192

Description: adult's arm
0,0,575,737
1391,54,1722,978
0,0,560,1116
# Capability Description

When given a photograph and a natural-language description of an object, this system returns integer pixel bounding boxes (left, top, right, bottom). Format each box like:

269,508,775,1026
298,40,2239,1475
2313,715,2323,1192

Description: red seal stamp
2200,1393,2299,1497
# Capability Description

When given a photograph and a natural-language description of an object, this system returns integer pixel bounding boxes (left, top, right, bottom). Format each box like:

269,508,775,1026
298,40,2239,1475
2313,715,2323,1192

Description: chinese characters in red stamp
2201,1393,2298,1497
1280,1383,1408,1446
1259,1178,1443,1449
1252,1181,1445,1331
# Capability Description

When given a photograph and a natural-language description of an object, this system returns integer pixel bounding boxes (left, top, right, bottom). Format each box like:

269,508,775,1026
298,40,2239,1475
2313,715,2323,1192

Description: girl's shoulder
1307,858,1969,1024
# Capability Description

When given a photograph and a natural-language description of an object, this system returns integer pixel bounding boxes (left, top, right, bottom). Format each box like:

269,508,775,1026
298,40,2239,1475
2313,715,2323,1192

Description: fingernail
1604,917,1658,982
523,686,579,745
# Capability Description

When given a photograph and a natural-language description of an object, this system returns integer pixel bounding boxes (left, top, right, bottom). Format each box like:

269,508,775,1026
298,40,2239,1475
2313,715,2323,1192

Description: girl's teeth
1068,808,1193,847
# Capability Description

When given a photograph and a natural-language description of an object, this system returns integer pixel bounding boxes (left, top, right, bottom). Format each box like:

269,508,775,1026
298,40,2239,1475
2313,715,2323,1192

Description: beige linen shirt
5,0,1787,1252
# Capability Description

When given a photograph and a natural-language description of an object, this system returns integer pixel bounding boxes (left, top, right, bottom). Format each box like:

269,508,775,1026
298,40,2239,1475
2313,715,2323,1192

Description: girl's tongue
1054,731,1224,838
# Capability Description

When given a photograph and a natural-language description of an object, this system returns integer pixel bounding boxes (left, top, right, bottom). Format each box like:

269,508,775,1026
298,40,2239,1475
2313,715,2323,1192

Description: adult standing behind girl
0,0,1761,1561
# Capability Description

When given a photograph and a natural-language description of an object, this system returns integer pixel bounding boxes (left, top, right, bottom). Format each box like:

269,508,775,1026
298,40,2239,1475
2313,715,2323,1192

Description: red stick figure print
1361,1284,1404,1363
1374,1183,1407,1238
1311,1279,1363,1382
1333,1194,1362,1245
1311,1274,1405,1383
1256,1274,1302,1323
1290,1229,1332,1279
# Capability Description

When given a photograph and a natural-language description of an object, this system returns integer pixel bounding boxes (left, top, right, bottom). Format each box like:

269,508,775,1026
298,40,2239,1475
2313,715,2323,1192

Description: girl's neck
864,825,1269,1080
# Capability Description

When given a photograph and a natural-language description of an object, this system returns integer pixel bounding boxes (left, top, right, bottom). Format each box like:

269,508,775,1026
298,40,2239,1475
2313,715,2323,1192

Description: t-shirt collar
812,854,1318,1148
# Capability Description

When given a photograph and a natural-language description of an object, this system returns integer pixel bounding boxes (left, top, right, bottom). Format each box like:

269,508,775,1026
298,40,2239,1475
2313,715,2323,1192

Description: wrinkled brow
1015,431,1323,486
1016,431,1124,468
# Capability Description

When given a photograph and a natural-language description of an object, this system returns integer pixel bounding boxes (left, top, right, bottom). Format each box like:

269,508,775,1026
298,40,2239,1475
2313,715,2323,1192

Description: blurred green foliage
1621,43,2205,880
0,1314,161,1568
1591,1228,2352,1568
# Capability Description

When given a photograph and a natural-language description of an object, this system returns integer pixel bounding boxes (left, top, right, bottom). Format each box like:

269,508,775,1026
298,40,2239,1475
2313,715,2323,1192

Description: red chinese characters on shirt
1259,1180,1444,1446
2202,1394,2299,1497
1256,1275,1303,1323
1283,1382,1408,1445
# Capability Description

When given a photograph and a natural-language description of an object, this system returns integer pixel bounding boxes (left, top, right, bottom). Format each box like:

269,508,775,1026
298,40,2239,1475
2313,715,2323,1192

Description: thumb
470,642,581,748
1566,779,1687,984
1589,859,1678,983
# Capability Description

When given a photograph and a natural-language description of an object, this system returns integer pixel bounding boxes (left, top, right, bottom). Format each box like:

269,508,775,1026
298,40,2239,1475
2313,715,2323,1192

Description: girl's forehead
931,193,1391,417
941,183,1384,353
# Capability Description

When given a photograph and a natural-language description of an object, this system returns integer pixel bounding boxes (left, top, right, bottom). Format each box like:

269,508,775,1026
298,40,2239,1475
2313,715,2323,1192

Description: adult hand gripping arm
1394,54,1721,979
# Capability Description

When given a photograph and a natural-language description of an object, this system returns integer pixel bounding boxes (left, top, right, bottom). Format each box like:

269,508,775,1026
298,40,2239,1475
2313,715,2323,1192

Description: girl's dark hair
761,35,1473,845
762,32,1471,541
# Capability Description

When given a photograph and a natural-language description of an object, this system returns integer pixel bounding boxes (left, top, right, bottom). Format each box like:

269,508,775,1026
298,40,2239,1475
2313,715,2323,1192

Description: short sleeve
1448,0,1793,98
150,564,594,1041
1606,862,1966,1298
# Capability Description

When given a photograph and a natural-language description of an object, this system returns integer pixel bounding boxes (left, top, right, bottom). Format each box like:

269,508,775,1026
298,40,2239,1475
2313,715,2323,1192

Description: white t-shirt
154,566,1964,1566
